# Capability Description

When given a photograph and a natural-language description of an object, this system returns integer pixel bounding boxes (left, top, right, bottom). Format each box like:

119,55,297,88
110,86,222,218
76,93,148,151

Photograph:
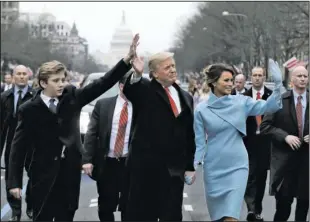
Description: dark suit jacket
82,95,134,180
260,90,309,198
8,59,131,212
0,86,34,170
243,86,273,169
123,76,196,175
231,87,247,95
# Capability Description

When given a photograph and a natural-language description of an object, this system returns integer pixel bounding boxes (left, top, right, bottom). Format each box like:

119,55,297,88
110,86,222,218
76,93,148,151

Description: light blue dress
194,86,282,221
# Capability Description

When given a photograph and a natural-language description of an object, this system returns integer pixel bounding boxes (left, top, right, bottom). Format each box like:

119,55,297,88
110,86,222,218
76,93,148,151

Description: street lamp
222,10,249,75
222,11,248,18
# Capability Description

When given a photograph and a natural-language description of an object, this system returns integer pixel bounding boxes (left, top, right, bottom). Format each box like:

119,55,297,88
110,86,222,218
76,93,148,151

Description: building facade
1,1,19,30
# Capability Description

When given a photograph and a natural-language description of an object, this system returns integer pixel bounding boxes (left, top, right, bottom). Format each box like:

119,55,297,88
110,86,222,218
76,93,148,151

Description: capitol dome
110,12,133,46
103,11,134,68
109,11,133,56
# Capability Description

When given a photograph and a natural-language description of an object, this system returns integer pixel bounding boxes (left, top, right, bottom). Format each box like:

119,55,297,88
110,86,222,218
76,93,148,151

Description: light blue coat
194,86,282,220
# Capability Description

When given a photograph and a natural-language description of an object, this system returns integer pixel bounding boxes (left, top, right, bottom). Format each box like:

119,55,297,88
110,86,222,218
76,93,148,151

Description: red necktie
256,92,262,127
114,102,128,157
296,96,303,138
164,87,179,117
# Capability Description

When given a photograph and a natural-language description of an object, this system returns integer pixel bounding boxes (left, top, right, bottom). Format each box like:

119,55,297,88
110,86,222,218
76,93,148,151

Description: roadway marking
183,192,188,198
184,205,193,211
1,176,4,180
89,203,98,208
90,198,97,203
1,182,27,219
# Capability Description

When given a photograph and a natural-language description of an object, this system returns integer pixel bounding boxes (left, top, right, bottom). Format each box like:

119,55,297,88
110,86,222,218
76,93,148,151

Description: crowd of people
0,34,308,222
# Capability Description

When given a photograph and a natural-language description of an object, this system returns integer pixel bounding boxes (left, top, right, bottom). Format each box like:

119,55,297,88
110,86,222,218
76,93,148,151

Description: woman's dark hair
203,63,235,92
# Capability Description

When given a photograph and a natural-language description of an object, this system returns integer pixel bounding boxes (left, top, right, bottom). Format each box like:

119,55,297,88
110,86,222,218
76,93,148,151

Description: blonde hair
148,52,174,77
38,60,67,88
201,81,210,94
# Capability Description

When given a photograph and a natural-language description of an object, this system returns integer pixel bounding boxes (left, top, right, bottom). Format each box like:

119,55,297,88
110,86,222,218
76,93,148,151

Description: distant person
1,73,13,92
231,74,247,95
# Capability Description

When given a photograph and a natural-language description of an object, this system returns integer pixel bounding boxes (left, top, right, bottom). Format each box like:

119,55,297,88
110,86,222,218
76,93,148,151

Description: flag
283,57,299,71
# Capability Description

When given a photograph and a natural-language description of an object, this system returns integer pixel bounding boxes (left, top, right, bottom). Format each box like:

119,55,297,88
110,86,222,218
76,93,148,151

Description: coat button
54,156,58,161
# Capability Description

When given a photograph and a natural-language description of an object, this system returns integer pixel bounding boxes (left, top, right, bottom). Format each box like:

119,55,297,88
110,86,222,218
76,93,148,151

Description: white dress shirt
108,95,133,158
292,89,307,133
40,92,59,107
236,88,246,95
252,87,265,100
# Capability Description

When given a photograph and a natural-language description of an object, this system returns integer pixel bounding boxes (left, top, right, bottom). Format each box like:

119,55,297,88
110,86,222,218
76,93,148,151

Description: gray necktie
49,99,57,113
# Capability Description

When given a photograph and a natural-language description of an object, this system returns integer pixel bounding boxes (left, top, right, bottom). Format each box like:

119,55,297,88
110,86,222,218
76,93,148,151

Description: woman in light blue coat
193,59,283,221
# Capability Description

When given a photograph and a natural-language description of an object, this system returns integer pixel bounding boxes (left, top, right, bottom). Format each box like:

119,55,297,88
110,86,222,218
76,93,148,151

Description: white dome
109,11,133,48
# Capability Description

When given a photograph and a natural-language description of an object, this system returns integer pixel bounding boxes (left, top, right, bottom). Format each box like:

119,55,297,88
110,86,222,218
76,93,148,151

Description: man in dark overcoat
260,65,309,221
1,65,34,221
123,52,196,221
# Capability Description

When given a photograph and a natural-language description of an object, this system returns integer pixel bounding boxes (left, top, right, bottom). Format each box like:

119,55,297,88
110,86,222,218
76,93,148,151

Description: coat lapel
288,91,298,129
31,90,52,113
151,79,174,114
105,96,118,140
262,86,272,100
174,83,192,113
243,87,252,97
5,88,15,114
303,92,309,135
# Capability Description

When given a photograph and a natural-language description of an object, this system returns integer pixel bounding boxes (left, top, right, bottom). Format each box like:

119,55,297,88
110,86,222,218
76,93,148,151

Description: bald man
261,65,309,221
231,74,247,95
0,65,34,221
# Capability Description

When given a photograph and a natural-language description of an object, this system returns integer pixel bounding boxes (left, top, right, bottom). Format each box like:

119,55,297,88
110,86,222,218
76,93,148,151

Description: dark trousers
274,187,309,221
96,157,127,221
125,165,184,221
33,159,76,221
244,164,268,214
4,143,32,216
5,172,32,216
244,145,268,214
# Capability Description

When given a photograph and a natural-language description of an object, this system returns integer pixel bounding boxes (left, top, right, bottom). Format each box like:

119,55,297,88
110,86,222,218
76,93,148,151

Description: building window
61,25,64,29
66,33,68,36
8,2,13,8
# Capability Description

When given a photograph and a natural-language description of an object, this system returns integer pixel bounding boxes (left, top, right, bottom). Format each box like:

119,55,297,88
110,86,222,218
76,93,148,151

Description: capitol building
92,11,133,68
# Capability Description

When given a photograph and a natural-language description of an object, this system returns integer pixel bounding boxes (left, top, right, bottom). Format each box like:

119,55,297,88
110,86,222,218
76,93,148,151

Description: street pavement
1,166,298,221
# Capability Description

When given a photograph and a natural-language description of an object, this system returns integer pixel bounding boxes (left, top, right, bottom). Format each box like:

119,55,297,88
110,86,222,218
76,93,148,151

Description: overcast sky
20,2,199,54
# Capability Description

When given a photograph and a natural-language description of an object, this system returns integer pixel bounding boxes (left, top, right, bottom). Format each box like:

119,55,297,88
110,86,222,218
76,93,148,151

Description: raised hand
269,59,283,86
128,34,140,60
131,56,144,75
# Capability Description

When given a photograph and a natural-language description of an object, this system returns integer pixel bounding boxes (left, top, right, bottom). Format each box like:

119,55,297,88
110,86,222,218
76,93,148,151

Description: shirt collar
252,86,264,95
14,85,28,95
293,89,307,101
40,91,59,104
